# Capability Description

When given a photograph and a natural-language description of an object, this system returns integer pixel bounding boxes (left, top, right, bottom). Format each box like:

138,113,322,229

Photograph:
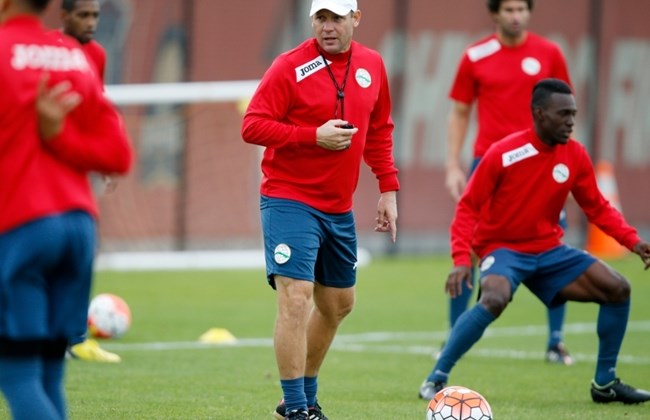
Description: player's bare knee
478,276,510,315
329,299,354,323
340,300,354,317
279,286,312,320
478,291,509,317
279,302,310,326
606,277,631,303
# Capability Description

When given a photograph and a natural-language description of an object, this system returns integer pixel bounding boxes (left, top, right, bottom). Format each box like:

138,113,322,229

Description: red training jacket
451,129,640,267
241,39,399,213
0,15,132,234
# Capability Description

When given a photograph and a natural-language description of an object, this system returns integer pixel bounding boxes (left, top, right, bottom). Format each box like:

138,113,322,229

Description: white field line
102,321,650,364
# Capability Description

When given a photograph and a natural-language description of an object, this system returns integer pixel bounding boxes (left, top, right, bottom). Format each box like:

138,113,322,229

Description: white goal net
96,80,371,270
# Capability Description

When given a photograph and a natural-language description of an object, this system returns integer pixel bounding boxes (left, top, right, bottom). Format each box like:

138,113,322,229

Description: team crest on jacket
355,68,371,88
552,164,570,183
521,57,541,75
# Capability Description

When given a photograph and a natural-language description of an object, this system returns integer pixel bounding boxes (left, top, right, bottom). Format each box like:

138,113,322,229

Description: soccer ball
87,293,132,339
426,386,493,420
428,385,468,409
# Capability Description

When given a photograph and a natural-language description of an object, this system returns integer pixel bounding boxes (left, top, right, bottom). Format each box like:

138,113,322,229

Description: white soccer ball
426,386,493,420
87,293,132,339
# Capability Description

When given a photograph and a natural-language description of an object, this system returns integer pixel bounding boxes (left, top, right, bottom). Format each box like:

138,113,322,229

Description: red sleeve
571,148,640,250
241,57,316,147
450,153,500,266
448,53,476,105
363,60,399,192
82,41,106,84
95,47,106,84
551,45,572,87
44,94,132,174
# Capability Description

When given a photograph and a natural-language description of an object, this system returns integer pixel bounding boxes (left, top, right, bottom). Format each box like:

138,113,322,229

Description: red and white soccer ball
87,293,132,339
426,386,493,420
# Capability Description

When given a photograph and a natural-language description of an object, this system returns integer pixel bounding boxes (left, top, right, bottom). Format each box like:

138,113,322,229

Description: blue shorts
478,245,597,307
0,211,96,341
260,196,357,289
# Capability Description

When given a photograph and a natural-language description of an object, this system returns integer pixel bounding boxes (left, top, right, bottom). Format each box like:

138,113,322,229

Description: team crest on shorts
480,256,495,272
274,244,291,264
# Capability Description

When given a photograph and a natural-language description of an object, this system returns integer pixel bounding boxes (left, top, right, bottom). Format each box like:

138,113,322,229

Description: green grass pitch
2,255,648,419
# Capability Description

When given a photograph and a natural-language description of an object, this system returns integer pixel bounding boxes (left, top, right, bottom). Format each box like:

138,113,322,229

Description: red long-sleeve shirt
81,40,106,83
450,33,571,158
451,129,640,267
50,30,106,83
0,15,132,234
241,39,399,213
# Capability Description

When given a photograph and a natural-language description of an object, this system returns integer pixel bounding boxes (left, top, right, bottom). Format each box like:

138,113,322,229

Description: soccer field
3,255,648,419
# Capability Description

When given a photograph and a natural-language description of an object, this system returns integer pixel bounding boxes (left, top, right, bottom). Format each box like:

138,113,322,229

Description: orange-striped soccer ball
87,293,132,339
426,386,493,420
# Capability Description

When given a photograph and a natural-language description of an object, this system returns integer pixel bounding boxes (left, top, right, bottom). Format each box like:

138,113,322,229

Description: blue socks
43,358,66,417
281,376,319,411
430,304,496,383
439,282,630,387
547,303,567,348
0,356,64,420
281,377,307,413
304,376,318,407
594,300,630,385
449,267,475,328
450,270,567,349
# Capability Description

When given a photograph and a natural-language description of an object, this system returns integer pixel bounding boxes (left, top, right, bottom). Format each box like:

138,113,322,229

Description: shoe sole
592,390,650,405
545,354,574,366
592,396,649,405
593,399,648,405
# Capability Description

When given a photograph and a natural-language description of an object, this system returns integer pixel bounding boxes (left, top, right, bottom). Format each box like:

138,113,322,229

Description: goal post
98,80,263,270
105,80,260,106
98,80,371,271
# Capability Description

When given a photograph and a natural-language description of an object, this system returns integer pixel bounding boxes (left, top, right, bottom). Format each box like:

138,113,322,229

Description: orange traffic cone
584,161,628,259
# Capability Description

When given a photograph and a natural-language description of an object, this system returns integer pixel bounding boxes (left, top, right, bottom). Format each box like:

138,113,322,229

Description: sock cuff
475,304,497,323
43,339,68,359
0,338,43,358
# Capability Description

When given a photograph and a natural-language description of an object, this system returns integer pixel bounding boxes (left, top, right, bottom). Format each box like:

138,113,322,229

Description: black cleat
274,399,328,420
591,378,650,404
305,402,328,420
284,409,309,420
545,342,574,365
418,380,446,400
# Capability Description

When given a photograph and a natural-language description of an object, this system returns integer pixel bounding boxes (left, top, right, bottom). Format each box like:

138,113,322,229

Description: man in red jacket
241,0,399,418
0,0,132,418
437,0,575,381
420,78,650,404
57,0,122,364
60,0,104,82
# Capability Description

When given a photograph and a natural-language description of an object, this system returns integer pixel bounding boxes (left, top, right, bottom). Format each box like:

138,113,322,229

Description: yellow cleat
66,339,121,363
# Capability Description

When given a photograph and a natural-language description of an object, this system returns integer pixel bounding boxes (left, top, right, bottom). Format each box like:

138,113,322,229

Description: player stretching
420,78,650,404
427,0,574,392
